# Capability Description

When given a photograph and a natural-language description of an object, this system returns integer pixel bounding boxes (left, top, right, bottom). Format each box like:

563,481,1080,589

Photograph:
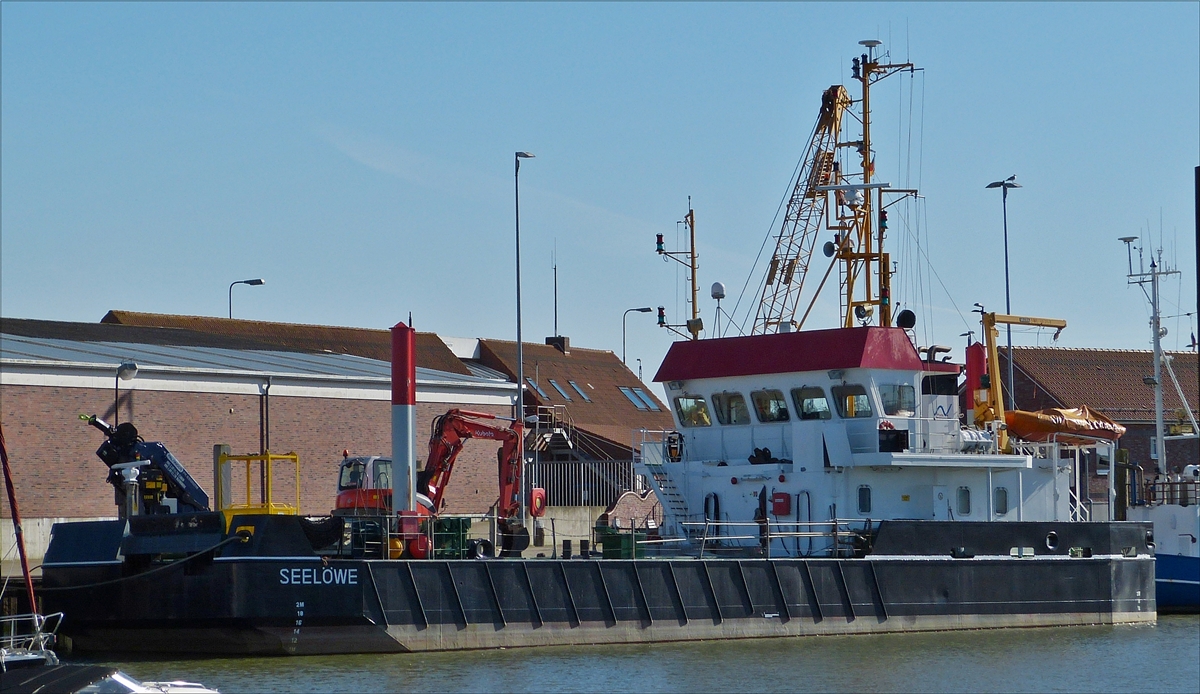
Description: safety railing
1142,479,1200,507
0,612,62,661
527,460,641,508
680,518,873,559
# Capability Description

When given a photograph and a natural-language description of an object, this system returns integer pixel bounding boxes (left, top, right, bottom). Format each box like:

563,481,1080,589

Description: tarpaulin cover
1005,406,1126,445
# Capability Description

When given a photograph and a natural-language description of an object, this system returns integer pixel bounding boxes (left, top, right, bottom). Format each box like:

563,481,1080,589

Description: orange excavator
337,409,546,558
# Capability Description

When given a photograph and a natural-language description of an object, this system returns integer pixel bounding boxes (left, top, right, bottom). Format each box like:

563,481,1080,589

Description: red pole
1,425,38,614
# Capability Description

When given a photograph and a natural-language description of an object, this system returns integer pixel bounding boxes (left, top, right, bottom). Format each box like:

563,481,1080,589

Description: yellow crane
975,312,1066,451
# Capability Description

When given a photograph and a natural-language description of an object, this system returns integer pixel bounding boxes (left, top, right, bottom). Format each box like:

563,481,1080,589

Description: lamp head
516,152,535,159
117,361,139,381
636,307,653,313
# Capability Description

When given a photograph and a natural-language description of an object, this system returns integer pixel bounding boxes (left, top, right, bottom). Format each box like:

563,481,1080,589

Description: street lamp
514,151,534,529
985,176,1021,410
228,278,265,319
115,361,138,426
623,307,653,364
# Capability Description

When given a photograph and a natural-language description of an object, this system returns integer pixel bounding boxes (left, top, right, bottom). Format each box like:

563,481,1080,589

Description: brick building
2,313,671,569
1000,346,1199,471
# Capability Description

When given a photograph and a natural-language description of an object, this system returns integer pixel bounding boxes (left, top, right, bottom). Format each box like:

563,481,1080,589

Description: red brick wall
1,385,509,519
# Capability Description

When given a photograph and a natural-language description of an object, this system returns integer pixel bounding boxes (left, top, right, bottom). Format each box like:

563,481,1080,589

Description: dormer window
831,384,874,418
879,384,916,416
711,392,750,425
751,389,790,422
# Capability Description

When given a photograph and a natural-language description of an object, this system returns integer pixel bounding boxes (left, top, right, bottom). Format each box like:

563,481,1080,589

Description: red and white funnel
391,322,417,512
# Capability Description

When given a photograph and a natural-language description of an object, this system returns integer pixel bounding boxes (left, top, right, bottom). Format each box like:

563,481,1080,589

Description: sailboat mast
1150,258,1166,473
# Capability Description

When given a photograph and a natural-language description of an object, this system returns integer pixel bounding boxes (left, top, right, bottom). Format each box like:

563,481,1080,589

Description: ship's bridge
654,327,1021,468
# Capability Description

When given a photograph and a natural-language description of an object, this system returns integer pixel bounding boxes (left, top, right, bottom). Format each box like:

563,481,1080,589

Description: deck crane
752,41,916,333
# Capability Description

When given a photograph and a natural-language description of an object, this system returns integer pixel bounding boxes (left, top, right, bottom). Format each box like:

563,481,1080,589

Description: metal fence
527,460,643,508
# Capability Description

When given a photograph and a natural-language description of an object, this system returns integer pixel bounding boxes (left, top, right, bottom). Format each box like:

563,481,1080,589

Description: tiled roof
1,317,285,352
100,310,471,375
477,338,674,436
1007,347,1198,422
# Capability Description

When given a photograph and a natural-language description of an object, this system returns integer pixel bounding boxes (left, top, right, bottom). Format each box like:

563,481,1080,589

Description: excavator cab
334,454,393,515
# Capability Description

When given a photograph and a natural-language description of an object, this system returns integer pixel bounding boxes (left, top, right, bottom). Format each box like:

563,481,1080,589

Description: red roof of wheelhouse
653,326,957,382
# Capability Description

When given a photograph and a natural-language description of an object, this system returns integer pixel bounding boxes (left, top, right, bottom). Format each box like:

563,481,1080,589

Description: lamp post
623,307,653,364
986,176,1021,410
514,151,534,528
228,278,265,319
115,361,138,426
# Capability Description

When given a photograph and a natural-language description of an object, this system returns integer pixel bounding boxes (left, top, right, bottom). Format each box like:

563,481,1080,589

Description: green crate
601,532,646,559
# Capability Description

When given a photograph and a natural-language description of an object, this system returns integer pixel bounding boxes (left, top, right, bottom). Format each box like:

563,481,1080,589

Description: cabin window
922,374,959,395
879,384,916,416
373,459,392,489
711,392,750,426
857,485,872,514
791,387,832,420
994,487,1009,515
831,384,874,418
339,461,365,490
674,395,712,427
957,487,971,516
751,389,790,422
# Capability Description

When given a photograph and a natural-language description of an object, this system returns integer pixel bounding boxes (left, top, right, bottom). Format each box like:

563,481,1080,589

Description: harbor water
71,615,1199,693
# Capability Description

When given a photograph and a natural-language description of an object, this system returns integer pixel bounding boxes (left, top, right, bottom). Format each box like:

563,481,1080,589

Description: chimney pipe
391,322,417,512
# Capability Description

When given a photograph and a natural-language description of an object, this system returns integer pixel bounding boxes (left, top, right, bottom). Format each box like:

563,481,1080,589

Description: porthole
1045,531,1059,551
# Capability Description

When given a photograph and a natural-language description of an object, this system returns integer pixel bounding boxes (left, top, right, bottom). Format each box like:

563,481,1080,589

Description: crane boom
975,312,1067,451
752,85,851,334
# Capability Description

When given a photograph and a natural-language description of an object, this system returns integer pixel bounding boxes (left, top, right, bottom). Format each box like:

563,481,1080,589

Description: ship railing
1140,479,1200,507
0,612,62,659
681,518,872,559
527,459,640,508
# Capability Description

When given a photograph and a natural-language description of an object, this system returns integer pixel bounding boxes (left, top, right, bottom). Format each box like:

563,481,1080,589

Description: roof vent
546,336,570,354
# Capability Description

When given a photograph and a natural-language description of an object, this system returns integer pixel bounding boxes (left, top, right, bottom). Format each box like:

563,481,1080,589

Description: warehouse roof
99,310,471,375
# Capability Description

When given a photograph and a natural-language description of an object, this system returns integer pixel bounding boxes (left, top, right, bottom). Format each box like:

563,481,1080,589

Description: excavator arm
420,409,525,521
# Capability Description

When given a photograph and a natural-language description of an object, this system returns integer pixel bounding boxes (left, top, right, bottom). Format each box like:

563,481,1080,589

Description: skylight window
618,386,649,410
525,378,549,399
631,387,662,411
548,379,572,401
568,381,592,402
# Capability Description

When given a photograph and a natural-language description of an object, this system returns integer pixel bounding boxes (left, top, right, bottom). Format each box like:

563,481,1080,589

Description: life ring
530,487,548,517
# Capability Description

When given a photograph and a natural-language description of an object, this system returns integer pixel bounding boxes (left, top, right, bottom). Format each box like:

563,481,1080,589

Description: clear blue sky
3,3,1197,388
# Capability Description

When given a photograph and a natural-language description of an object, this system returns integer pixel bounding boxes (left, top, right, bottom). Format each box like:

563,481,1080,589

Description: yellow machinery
975,312,1066,451
215,450,301,531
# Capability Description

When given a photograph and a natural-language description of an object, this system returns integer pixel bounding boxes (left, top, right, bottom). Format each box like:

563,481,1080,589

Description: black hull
41,519,1157,655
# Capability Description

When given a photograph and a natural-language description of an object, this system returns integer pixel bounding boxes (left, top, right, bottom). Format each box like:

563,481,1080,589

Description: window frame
956,486,972,516
750,389,790,423
631,387,662,412
711,391,751,426
830,384,875,419
993,487,1009,515
619,386,650,411
791,386,833,421
567,380,592,402
673,395,712,428
879,383,916,416
525,378,550,399
857,485,872,514
547,379,572,401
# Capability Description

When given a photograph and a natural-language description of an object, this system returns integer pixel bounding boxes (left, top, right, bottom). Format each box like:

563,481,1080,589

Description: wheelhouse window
857,485,872,514
751,389,790,422
994,487,1009,515
791,387,832,420
957,487,971,516
674,395,712,427
879,384,916,416
922,374,958,396
711,392,750,426
831,384,874,418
